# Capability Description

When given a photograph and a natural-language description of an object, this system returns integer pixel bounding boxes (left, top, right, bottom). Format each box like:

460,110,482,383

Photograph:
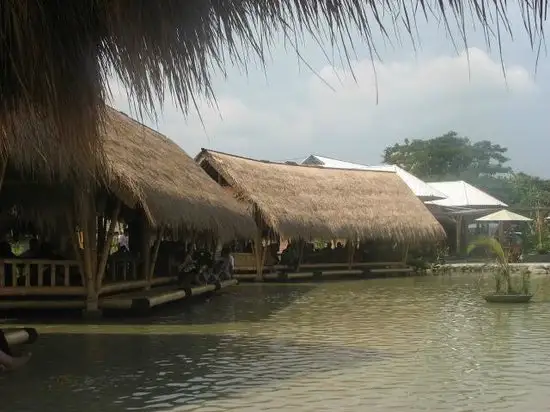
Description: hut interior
0,109,255,313
196,149,446,280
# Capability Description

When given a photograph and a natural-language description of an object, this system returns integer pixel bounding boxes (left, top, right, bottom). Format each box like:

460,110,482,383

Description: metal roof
302,155,447,201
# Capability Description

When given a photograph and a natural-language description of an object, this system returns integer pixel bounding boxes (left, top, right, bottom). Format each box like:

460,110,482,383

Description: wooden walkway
234,262,413,282
100,279,238,312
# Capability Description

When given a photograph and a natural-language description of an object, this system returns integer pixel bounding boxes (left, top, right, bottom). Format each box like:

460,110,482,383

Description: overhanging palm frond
467,236,507,267
0,1,547,180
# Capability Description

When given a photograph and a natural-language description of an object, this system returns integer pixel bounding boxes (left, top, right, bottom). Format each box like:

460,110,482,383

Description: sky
110,8,550,177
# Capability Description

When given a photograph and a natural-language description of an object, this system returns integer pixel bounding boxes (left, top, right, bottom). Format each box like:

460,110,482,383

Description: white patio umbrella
475,209,532,223
475,209,532,244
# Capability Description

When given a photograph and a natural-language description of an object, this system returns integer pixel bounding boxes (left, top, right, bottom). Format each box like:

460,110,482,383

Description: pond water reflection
2,275,550,411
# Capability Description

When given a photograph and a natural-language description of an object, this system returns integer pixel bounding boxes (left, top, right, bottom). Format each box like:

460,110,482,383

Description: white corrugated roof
426,181,508,208
302,155,447,201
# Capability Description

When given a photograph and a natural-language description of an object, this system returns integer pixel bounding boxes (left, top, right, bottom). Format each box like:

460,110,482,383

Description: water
2,275,550,411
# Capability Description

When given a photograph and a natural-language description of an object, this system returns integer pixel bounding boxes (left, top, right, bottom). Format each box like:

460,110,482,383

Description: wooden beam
0,157,7,193
402,243,409,264
96,200,121,291
148,227,164,282
297,238,305,271
347,239,355,270
141,214,151,281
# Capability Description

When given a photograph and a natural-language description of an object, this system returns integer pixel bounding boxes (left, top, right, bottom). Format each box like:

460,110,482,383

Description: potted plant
467,237,533,303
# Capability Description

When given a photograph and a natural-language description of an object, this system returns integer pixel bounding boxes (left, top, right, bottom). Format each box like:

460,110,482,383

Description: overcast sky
111,10,550,177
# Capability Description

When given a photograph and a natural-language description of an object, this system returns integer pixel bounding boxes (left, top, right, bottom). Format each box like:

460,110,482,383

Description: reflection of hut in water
196,149,445,280
0,108,254,313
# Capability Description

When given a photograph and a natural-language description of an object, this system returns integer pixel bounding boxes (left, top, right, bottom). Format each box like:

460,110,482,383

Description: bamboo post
297,239,305,271
253,207,265,281
253,225,264,281
66,213,85,282
96,200,121,291
78,189,99,314
402,243,410,264
347,239,355,270
455,215,462,255
141,214,151,282
148,227,164,283
0,157,7,192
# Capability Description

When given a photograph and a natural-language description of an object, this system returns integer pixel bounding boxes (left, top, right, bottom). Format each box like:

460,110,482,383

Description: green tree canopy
383,131,511,180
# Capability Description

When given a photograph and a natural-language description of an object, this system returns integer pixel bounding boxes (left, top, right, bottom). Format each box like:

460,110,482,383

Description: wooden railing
0,259,85,296
103,257,141,284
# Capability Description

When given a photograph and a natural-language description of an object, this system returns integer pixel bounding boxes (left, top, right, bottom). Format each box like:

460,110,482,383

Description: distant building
301,155,447,202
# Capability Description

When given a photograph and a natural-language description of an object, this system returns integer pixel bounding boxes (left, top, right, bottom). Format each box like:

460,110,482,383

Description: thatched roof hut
0,2,540,179
196,149,446,243
100,109,255,239
2,109,255,240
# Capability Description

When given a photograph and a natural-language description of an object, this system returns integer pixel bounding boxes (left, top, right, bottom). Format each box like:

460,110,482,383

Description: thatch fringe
198,149,446,243
0,1,543,178
101,108,256,240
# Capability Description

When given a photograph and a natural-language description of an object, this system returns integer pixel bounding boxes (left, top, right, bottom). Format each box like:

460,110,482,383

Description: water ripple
2,276,550,411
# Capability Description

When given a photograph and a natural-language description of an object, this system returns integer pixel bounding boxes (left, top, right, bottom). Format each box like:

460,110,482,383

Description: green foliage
467,237,508,268
467,236,532,295
468,236,512,294
383,131,511,180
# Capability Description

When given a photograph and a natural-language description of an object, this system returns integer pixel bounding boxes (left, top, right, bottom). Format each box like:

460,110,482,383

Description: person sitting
20,238,40,259
215,247,234,281
280,242,298,268
177,245,196,287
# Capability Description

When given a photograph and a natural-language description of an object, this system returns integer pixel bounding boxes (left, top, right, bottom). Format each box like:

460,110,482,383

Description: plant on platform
467,237,531,297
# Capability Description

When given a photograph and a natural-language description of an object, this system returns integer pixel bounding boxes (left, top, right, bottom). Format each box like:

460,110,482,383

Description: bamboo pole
402,243,410,264
347,239,355,270
96,200,121,291
297,239,305,271
66,213,85,282
253,207,265,281
97,216,106,260
253,225,263,281
455,215,462,255
78,190,98,312
141,215,151,282
0,157,7,192
148,227,164,282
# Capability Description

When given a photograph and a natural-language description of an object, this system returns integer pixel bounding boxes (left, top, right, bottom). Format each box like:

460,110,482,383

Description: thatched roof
1,1,542,179
101,109,255,239
197,150,446,243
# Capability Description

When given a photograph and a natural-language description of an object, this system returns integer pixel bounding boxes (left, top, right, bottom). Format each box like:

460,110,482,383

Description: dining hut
196,149,445,280
0,108,255,313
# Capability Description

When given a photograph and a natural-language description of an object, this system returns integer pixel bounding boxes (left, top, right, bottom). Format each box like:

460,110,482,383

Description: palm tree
467,237,513,294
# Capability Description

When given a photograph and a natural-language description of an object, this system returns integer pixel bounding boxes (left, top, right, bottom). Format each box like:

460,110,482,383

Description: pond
2,275,550,411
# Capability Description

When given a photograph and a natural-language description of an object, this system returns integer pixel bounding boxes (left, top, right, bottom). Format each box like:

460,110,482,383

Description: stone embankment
438,262,550,275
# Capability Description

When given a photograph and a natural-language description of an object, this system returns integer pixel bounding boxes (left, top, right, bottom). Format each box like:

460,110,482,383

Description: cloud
110,47,539,169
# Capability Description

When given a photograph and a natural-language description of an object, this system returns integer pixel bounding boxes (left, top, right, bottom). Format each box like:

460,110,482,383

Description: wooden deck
100,279,238,312
234,261,413,282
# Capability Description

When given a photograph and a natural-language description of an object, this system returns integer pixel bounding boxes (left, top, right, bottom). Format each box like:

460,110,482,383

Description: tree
383,131,511,180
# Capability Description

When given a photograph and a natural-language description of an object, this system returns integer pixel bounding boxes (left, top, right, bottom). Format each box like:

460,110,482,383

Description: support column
96,200,121,292
141,215,152,285
253,206,265,281
347,239,355,270
455,215,463,256
78,189,100,318
148,227,163,286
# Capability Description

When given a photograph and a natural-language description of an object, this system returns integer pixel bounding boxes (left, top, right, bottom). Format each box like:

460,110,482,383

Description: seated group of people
177,245,234,287
0,237,72,287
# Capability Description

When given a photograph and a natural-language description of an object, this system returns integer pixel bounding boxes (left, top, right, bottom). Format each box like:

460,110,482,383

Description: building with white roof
427,181,508,210
302,155,447,202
